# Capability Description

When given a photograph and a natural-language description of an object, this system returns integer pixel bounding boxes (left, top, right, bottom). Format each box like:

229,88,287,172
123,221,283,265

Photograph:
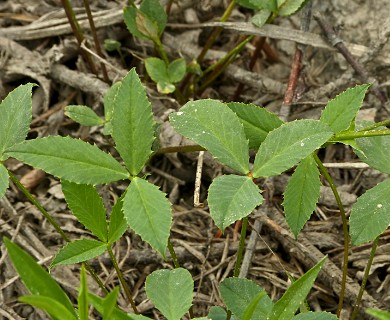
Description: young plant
2,72,389,318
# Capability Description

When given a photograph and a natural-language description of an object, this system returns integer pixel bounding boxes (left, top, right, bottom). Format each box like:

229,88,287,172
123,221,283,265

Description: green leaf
0,83,35,160
123,177,171,257
251,9,272,28
62,180,108,242
283,156,321,237
170,99,249,174
108,195,128,244
145,268,194,320
3,237,76,317
293,312,339,319
208,175,263,231
252,120,333,178
208,306,229,320
227,102,283,150
355,127,390,175
278,0,308,16
220,277,273,319
78,265,88,320
0,163,9,199
6,136,129,184
269,256,327,320
157,81,176,94
366,309,390,320
19,296,77,320
320,84,370,133
145,57,169,83
65,105,104,126
138,0,167,35
102,287,120,320
103,81,122,136
111,69,155,176
89,293,151,320
349,179,390,245
245,0,277,10
50,239,107,268
168,58,186,83
124,7,149,41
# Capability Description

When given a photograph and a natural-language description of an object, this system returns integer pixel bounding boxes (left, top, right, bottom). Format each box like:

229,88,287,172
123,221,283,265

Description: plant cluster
1,0,389,319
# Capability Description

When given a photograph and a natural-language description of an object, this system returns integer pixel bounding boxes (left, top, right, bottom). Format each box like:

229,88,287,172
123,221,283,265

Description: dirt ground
0,0,389,319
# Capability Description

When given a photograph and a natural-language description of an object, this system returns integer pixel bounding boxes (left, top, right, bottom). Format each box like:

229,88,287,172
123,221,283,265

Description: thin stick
194,151,204,207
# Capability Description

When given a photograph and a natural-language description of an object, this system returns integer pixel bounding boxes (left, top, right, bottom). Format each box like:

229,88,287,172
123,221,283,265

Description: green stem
107,245,139,314
313,154,349,317
61,0,98,75
197,35,254,94
197,0,236,64
357,119,390,132
330,129,390,142
350,236,380,320
233,217,248,277
167,239,180,268
8,169,108,293
82,0,110,82
8,169,70,242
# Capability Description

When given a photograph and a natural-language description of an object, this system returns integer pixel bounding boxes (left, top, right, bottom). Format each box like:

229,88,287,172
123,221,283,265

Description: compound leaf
208,175,263,231
123,177,171,257
253,120,333,178
170,99,249,174
6,136,129,184
283,156,321,237
111,69,155,176
350,179,390,245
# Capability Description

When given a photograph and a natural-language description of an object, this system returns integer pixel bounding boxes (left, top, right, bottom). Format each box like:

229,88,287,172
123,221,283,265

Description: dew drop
177,111,183,116
300,142,305,147
377,204,383,208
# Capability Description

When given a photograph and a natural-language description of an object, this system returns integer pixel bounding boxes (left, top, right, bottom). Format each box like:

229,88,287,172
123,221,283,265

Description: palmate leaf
252,120,333,178
227,102,283,150
320,84,370,133
50,239,107,268
0,163,9,199
269,256,327,320
145,268,194,320
61,180,108,242
349,179,390,245
283,155,321,237
6,136,129,184
3,238,76,317
123,177,171,257
220,277,273,319
0,83,35,160
170,99,249,174
111,69,155,176
208,175,263,231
